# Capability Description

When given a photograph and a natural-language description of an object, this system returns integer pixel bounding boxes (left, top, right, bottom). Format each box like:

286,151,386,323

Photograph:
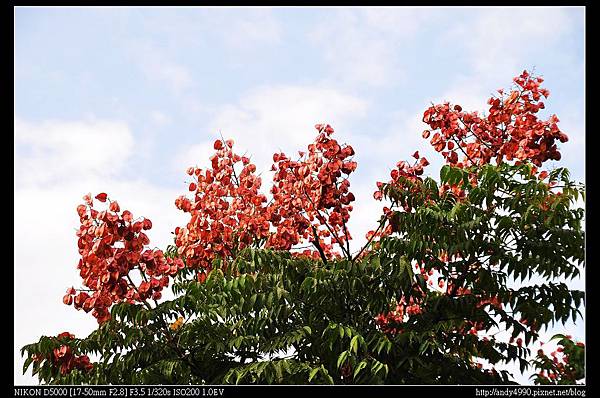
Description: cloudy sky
14,6,585,385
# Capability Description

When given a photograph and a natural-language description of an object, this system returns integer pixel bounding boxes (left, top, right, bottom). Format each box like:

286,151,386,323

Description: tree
22,71,585,385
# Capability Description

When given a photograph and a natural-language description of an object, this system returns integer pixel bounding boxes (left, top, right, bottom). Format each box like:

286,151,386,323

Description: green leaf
350,335,360,354
353,361,367,379
440,165,451,182
308,367,320,382
337,351,349,369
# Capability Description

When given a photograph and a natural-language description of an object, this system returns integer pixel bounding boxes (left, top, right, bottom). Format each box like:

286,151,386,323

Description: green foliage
22,163,584,384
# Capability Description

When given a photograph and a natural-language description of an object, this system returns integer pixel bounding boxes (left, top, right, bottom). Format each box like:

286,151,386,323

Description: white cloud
217,9,282,49
175,85,368,175
445,8,574,77
308,8,434,87
135,8,283,51
362,7,428,36
14,118,134,188
127,40,194,95
141,58,193,94
150,110,171,126
434,7,579,120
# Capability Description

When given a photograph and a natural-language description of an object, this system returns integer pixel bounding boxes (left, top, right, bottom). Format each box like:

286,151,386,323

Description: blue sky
14,6,585,384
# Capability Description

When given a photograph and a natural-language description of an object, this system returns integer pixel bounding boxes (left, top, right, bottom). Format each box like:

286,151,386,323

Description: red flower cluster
375,71,568,216
536,338,584,383
359,224,394,259
375,259,505,337
52,345,93,375
441,274,504,336
373,151,431,212
64,193,182,324
268,124,356,258
174,139,271,275
374,295,423,335
49,332,93,375
422,70,567,168
374,151,429,197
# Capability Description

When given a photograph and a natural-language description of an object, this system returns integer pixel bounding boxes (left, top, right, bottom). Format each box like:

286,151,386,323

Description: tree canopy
22,70,585,385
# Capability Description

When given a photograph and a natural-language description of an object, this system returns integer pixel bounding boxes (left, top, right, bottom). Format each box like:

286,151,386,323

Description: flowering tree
22,71,584,385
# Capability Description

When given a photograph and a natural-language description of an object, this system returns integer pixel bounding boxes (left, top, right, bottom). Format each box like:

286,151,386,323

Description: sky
14,6,585,385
